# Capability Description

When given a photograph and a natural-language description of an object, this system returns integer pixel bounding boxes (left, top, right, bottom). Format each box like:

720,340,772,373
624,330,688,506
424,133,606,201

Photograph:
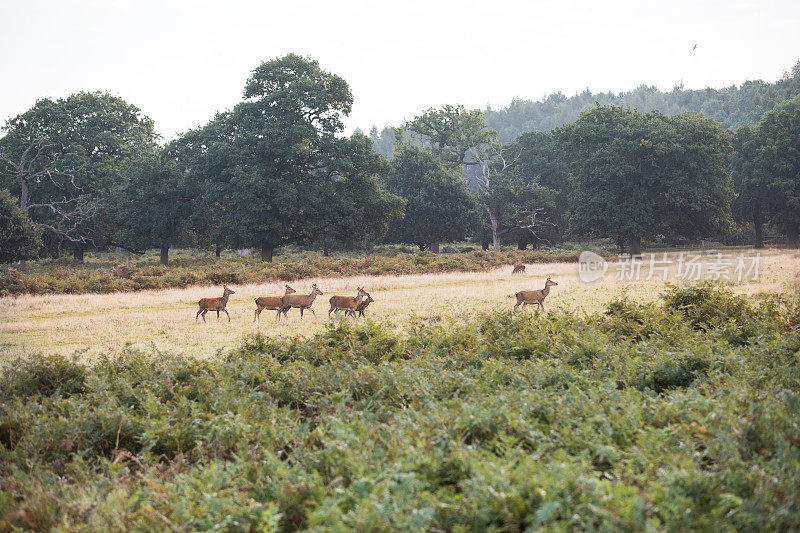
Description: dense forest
1,56,799,264
368,61,800,153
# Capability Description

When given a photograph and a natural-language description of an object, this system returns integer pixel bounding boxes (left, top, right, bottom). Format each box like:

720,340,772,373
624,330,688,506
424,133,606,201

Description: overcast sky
1,0,799,140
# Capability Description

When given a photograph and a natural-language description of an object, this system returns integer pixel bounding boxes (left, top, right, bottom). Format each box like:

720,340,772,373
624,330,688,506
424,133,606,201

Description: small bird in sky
692,43,698,51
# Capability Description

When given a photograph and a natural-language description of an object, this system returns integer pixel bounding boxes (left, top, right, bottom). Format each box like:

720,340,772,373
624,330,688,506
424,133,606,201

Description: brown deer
279,283,323,319
512,262,526,274
254,285,297,322
196,286,236,322
514,277,558,312
346,293,374,318
328,287,368,318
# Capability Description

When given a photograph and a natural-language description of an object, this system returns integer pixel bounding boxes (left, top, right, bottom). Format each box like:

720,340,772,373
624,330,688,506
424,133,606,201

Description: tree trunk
752,203,765,249
429,242,440,254
19,180,29,272
160,245,169,266
481,235,490,250
215,244,222,258
417,243,427,251
517,233,528,251
19,178,28,212
787,225,800,248
486,207,501,250
753,221,764,249
629,235,642,256
73,246,84,262
260,243,274,262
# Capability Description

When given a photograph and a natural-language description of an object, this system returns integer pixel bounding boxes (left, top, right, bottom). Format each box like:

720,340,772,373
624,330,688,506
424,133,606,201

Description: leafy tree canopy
566,106,733,253
385,144,478,250
401,104,498,169
0,189,42,263
0,92,157,258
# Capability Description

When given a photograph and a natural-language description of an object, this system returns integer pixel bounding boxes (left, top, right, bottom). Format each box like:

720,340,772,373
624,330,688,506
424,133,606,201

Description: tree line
1,55,799,265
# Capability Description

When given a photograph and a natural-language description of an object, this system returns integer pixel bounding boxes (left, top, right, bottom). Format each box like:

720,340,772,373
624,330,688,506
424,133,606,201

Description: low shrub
0,354,87,400
1,286,799,530
0,249,586,296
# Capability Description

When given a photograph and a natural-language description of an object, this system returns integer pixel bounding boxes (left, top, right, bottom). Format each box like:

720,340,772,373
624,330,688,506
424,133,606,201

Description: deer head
312,283,323,296
223,286,236,296
285,285,297,295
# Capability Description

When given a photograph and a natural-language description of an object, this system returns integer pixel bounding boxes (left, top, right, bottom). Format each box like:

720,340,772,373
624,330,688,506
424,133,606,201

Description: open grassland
1,280,799,530
0,248,586,297
1,248,798,362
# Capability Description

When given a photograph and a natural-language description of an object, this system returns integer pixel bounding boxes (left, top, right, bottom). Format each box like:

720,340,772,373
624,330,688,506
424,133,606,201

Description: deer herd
195,262,556,323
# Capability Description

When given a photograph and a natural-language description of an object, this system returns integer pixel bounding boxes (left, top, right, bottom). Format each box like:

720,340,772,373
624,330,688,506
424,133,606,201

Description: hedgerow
0,249,583,296
1,286,799,530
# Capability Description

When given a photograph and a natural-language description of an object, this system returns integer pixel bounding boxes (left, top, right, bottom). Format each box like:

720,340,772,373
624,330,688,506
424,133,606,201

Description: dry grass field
1,248,798,362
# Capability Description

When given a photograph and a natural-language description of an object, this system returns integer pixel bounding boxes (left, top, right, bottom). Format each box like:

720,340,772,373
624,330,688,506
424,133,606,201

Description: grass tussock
2,285,799,530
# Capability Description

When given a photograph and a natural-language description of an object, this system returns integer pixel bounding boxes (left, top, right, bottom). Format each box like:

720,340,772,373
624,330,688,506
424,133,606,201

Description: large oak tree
0,92,157,260
566,106,733,254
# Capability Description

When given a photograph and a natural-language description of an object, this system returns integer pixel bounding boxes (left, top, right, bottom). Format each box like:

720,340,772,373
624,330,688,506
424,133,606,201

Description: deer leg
299,308,304,319
308,308,316,318
223,309,231,323
276,308,283,321
216,310,220,321
196,308,202,322
328,306,335,318
201,309,208,323
255,308,260,322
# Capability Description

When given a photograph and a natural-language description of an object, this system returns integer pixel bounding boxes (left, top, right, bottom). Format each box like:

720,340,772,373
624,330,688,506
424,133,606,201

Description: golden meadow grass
2,248,798,362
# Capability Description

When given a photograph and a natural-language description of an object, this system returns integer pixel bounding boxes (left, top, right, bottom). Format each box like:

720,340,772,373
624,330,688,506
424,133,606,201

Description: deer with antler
196,286,236,322
514,277,558,312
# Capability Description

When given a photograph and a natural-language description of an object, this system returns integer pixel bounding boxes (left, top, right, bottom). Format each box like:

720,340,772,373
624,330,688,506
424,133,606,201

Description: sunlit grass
1,248,797,362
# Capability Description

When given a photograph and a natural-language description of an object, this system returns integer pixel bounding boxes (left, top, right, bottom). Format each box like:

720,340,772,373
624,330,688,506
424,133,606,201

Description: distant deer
514,277,558,312
328,287,368,318
196,285,236,322
279,283,323,319
254,285,297,322
346,293,374,318
512,261,526,274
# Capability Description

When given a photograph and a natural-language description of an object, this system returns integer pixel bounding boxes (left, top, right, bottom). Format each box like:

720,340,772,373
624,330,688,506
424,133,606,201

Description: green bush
661,282,755,330
1,286,799,530
0,354,87,400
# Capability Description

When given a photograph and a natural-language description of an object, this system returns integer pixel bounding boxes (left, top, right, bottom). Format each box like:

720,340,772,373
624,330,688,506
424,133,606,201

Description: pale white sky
1,0,799,140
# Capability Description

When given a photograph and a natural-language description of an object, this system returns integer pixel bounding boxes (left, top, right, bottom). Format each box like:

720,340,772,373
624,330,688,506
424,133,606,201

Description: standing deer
279,283,323,319
512,262,526,274
514,277,558,312
328,287,368,318
196,286,236,322
346,293,374,318
254,285,297,322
